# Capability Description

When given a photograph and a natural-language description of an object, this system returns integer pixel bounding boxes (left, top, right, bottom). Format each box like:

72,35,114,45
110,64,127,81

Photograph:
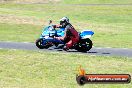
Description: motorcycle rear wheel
76,38,92,52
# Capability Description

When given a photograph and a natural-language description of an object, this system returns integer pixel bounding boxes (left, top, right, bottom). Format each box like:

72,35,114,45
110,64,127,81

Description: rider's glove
52,25,56,29
53,25,61,28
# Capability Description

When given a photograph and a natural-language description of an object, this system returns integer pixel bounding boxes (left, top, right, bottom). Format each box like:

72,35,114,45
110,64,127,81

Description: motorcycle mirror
49,20,52,25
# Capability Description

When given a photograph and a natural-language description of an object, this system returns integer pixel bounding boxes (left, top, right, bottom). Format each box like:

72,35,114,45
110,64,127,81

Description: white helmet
60,17,69,27
60,17,69,23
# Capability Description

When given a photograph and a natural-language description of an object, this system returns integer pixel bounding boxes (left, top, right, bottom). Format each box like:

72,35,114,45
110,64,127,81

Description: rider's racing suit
54,23,79,49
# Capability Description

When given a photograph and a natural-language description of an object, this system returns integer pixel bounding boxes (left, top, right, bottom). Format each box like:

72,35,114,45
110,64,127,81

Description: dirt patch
0,0,61,3
0,14,47,25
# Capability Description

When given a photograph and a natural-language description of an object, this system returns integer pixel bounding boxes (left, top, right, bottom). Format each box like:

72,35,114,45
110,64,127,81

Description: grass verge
0,49,132,88
1,0,132,4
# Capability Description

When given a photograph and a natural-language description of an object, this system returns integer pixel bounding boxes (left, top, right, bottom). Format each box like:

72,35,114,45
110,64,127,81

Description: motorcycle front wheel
36,38,50,49
76,38,92,52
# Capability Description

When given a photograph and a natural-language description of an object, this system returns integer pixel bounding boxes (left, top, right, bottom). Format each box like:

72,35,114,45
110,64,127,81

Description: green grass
0,3,132,48
0,23,41,42
0,49,132,88
2,0,132,4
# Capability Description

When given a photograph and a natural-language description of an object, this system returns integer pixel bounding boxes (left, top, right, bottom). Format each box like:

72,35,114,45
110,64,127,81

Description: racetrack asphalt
0,41,132,57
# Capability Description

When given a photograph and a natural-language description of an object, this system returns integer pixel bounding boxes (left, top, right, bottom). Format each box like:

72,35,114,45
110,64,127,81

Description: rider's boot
54,44,65,49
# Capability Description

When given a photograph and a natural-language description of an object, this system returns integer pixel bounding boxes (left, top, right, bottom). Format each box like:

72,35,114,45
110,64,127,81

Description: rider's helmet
60,17,69,27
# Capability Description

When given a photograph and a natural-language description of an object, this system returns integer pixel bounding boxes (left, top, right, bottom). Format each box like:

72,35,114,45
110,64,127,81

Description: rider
54,17,79,51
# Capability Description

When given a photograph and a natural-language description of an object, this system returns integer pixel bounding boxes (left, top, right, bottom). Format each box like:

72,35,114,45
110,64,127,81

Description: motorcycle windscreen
80,30,94,39
41,26,50,36
41,26,56,37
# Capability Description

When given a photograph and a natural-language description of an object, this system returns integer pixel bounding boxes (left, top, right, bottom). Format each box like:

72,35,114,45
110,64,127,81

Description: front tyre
76,38,92,52
36,38,49,49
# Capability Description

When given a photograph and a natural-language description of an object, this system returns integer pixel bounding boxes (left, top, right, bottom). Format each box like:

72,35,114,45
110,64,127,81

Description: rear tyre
76,38,92,52
36,38,49,49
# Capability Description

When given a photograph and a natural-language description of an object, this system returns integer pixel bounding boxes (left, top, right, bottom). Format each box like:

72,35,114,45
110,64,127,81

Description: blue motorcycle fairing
56,28,65,37
39,25,94,47
41,26,65,37
41,26,57,37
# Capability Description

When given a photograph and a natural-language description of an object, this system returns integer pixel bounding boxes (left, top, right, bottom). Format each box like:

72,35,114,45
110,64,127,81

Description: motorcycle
36,21,94,52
